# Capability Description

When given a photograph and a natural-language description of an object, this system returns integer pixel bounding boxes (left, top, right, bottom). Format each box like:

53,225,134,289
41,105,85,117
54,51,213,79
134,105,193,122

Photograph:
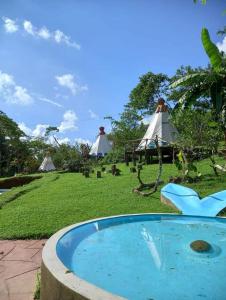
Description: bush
63,159,83,172
0,175,42,189
102,148,125,164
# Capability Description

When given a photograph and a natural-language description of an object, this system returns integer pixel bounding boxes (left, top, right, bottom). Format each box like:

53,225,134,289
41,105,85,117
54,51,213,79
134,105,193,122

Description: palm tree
170,28,226,140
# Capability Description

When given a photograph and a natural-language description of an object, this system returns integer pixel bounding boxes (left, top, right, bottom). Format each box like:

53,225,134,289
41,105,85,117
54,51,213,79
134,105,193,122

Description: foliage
201,28,223,71
106,72,169,147
22,137,55,174
101,147,125,164
171,108,223,150
45,126,59,137
52,143,82,170
0,175,41,189
170,29,226,140
45,126,60,146
171,107,223,180
169,65,209,104
128,72,169,115
175,150,201,182
0,110,92,175
0,111,30,176
106,108,146,147
80,143,91,160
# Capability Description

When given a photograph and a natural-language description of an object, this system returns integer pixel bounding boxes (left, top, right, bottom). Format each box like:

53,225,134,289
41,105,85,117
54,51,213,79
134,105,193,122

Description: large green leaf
170,73,205,88
177,81,210,107
201,28,222,70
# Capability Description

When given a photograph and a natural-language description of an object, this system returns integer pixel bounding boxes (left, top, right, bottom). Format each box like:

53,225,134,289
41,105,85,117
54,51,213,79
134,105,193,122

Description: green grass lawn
0,157,225,239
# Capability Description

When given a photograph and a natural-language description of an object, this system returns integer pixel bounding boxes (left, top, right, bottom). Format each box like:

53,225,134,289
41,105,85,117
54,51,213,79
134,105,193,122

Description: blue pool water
56,214,226,300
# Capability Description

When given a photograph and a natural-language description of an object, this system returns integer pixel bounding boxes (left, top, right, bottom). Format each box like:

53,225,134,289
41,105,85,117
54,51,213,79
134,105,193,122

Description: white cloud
75,138,92,145
54,30,80,49
88,109,99,119
0,71,14,86
2,17,80,49
55,74,88,95
13,86,32,105
0,70,33,105
217,37,226,53
55,93,69,100
23,20,35,35
2,17,18,33
56,74,76,95
18,122,33,136
58,137,70,145
0,70,66,107
18,111,79,143
58,110,78,132
38,27,50,39
39,97,63,108
32,124,49,138
19,123,49,138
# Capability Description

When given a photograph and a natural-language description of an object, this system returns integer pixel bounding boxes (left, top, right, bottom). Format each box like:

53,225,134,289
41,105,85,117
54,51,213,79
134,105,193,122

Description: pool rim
42,213,225,300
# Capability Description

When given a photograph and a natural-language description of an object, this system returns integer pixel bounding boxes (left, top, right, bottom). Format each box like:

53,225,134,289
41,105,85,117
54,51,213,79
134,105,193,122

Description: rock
190,240,211,252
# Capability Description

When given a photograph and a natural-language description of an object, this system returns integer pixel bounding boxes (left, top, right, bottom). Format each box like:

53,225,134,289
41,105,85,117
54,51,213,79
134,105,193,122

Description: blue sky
0,0,225,144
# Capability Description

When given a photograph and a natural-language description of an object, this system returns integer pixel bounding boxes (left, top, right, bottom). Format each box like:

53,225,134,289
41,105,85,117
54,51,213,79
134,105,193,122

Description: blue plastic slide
161,183,226,217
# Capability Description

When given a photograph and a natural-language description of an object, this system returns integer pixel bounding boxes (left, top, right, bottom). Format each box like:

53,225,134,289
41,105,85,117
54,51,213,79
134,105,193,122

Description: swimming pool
41,214,226,300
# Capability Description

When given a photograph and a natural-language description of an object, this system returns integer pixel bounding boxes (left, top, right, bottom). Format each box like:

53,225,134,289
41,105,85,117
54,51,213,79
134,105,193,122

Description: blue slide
161,183,226,217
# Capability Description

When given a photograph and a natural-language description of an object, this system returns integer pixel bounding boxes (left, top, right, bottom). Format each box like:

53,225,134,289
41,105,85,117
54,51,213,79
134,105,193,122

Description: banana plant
170,28,225,116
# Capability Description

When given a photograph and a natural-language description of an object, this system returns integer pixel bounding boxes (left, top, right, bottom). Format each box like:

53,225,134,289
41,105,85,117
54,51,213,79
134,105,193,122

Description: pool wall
41,213,225,300
41,217,126,300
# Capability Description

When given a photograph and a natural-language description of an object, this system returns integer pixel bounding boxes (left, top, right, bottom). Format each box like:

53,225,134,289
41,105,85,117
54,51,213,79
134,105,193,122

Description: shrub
102,148,125,164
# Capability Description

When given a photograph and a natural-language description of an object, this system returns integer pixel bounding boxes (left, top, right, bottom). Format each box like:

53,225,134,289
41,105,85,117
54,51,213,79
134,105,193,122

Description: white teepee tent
137,99,178,151
89,127,112,157
39,156,56,172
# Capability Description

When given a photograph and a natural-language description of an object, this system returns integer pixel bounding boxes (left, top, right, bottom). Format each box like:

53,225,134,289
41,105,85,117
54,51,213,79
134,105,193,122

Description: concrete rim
42,213,224,300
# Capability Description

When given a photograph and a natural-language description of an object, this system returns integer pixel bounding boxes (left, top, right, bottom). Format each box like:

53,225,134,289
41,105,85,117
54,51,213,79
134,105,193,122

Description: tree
0,111,30,175
52,143,82,170
171,107,224,179
171,108,223,151
128,72,169,115
170,28,226,140
105,107,146,147
45,126,60,146
106,72,169,148
169,65,209,105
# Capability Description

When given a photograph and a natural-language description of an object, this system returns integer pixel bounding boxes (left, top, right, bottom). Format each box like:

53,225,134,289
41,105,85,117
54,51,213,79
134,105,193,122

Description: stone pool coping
41,214,130,300
41,213,225,300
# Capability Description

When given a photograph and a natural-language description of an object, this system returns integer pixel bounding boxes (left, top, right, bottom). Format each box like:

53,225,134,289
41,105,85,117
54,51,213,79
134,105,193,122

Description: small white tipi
89,127,112,157
137,98,178,150
39,156,56,172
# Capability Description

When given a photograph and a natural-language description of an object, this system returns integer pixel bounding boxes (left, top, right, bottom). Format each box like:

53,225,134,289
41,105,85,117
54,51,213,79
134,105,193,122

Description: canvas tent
39,156,56,172
136,98,178,151
89,127,112,157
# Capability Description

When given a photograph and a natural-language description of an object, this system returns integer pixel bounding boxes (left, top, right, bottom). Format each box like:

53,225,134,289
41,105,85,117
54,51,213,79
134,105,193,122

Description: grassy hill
0,157,225,239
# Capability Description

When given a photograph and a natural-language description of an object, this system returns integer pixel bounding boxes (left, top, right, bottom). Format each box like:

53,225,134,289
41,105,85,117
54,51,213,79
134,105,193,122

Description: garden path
0,239,46,300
